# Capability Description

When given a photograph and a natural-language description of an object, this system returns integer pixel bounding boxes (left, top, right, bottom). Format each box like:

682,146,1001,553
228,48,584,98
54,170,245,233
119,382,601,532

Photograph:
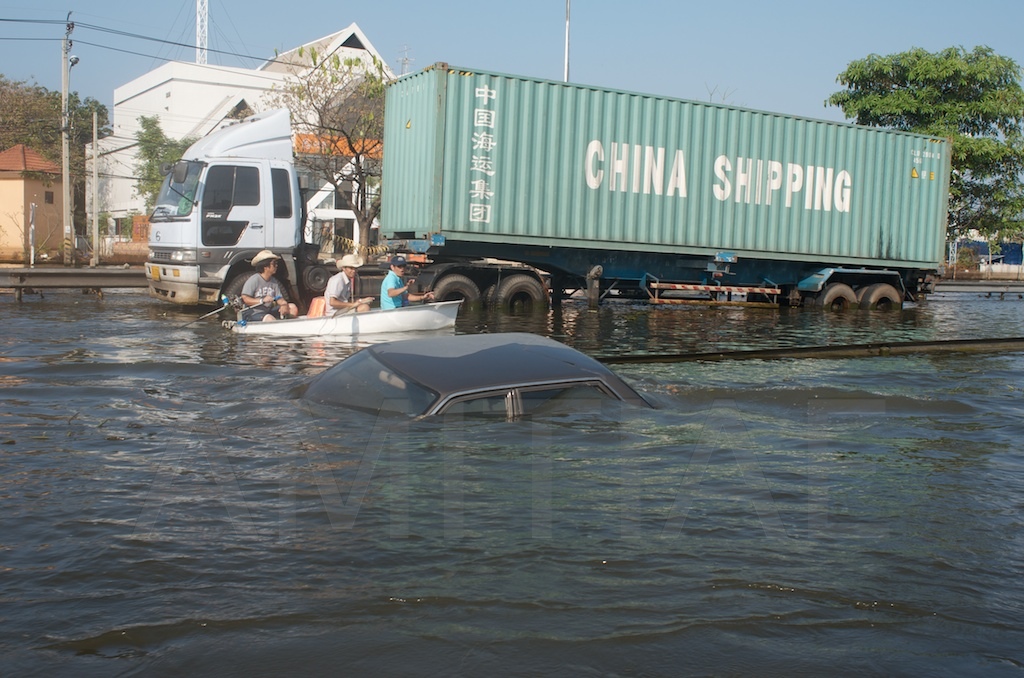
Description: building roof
261,23,394,79
0,144,61,174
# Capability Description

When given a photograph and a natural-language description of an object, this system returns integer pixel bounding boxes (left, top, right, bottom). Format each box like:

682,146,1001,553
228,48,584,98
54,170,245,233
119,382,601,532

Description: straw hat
251,249,281,266
337,253,364,268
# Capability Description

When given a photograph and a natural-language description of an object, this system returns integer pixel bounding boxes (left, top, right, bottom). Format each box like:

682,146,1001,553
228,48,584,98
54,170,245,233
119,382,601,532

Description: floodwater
2,290,1023,676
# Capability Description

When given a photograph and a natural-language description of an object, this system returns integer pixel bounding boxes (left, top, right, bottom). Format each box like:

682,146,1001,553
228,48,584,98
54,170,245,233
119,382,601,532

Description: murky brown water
2,290,1023,676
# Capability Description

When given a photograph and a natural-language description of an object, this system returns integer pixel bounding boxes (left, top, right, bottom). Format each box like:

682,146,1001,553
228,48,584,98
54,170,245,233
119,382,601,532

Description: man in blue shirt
380,255,434,309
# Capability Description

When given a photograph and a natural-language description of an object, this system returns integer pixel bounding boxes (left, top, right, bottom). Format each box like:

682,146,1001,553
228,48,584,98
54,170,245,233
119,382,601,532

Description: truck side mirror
171,161,189,184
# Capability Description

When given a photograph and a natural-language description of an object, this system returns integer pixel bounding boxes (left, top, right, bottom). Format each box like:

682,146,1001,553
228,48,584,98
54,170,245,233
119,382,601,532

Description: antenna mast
196,0,208,64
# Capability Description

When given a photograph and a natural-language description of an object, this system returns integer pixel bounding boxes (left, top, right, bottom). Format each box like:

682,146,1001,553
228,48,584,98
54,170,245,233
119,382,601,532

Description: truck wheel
857,283,903,311
222,272,250,301
480,284,497,307
494,274,547,312
302,265,330,295
220,272,251,317
431,274,481,303
816,282,857,311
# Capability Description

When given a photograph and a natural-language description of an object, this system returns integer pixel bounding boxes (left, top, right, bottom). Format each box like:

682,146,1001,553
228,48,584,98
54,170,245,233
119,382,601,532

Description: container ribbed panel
383,65,950,268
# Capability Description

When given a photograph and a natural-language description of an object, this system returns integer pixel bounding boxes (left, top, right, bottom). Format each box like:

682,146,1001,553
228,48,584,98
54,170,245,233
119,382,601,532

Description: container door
199,163,268,250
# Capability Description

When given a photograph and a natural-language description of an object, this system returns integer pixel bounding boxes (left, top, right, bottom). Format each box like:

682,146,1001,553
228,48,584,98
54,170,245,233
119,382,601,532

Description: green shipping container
382,63,950,271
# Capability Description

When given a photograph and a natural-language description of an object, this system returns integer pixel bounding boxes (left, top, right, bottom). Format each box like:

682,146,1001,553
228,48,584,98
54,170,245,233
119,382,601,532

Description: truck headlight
170,250,197,262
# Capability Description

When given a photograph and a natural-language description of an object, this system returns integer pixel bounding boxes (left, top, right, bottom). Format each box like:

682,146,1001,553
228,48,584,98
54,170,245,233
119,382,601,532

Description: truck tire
222,272,250,301
480,284,497,307
493,274,547,312
302,265,330,295
220,272,252,317
857,283,903,311
431,273,481,303
816,282,858,311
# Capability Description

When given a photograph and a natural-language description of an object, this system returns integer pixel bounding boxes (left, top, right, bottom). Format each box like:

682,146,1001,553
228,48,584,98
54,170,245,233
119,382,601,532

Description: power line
0,17,280,67
74,20,271,63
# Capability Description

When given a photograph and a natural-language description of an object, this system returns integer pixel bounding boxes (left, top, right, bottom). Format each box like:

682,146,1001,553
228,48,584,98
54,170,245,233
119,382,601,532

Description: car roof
365,332,648,405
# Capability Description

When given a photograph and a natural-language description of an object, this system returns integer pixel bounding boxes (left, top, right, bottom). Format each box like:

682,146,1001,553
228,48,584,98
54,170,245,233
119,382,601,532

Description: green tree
827,46,1024,241
263,49,389,254
134,116,196,211
0,75,61,156
0,75,110,233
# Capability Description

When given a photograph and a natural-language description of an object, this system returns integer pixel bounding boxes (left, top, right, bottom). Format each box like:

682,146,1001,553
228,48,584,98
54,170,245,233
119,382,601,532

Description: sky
2,0,1024,125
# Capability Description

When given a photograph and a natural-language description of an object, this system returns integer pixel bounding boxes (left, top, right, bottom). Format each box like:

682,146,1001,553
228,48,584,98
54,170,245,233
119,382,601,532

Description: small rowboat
223,300,462,337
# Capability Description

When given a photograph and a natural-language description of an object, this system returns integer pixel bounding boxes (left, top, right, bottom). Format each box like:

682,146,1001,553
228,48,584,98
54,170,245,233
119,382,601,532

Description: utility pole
61,13,77,266
91,110,99,267
564,0,571,82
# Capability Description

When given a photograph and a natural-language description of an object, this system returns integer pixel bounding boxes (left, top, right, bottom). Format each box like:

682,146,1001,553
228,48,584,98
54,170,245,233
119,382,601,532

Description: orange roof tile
0,144,61,174
294,133,382,159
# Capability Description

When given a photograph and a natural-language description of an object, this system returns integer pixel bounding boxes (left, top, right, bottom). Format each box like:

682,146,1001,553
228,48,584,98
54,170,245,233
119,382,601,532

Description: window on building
44,191,54,204
333,182,354,210
335,218,356,249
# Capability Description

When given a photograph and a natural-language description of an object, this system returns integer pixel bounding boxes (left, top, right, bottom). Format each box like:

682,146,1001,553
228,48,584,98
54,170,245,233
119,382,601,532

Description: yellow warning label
911,167,920,179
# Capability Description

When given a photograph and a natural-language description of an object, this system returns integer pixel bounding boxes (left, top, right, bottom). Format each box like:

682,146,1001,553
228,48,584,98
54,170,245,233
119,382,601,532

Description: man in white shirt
325,253,373,314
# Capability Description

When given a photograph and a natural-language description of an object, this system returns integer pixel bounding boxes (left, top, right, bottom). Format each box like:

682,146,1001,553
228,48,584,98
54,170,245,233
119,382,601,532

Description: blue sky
2,0,1023,124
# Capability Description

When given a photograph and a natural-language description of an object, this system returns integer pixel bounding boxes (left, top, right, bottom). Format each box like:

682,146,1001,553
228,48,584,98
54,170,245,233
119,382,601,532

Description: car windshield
151,161,202,221
303,351,438,416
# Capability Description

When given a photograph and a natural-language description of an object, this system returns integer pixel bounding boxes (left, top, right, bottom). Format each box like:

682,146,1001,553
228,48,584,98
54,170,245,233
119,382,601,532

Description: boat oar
197,294,232,320
178,295,230,328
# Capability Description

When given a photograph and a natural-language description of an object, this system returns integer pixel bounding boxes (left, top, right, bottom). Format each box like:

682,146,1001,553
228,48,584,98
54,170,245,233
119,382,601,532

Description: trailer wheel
480,284,497,307
857,283,903,311
431,273,481,303
816,282,858,311
494,274,547,312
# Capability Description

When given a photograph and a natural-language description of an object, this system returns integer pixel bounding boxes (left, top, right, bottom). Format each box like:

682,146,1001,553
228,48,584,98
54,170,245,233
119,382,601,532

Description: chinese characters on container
469,84,498,224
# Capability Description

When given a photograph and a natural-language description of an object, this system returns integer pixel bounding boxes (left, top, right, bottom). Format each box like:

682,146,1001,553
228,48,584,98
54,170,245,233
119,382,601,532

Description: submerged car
301,332,652,419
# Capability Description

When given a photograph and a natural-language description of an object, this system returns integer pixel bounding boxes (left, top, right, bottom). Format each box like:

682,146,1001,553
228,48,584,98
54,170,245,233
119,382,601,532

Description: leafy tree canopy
827,46,1024,241
133,116,196,211
1,74,111,232
263,49,389,255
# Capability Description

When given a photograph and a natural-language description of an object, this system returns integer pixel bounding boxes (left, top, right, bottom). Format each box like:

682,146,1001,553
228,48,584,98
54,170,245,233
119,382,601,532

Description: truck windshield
151,161,202,221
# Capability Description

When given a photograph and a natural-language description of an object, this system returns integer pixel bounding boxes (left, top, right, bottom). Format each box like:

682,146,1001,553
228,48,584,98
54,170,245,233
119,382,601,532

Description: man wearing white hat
239,250,300,322
325,253,373,314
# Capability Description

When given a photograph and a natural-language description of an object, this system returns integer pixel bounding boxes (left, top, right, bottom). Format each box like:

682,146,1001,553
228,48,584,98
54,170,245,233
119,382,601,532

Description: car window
304,351,437,416
518,383,615,416
436,382,616,419
439,391,512,419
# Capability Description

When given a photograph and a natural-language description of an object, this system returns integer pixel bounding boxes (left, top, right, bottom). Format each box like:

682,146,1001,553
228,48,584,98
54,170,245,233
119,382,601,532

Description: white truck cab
146,109,321,306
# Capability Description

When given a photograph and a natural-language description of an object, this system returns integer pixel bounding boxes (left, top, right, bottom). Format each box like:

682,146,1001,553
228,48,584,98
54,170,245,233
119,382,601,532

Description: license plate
150,265,161,281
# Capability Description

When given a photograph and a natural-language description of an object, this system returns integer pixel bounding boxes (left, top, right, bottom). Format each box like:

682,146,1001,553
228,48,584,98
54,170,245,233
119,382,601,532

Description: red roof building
0,144,65,263
0,144,62,173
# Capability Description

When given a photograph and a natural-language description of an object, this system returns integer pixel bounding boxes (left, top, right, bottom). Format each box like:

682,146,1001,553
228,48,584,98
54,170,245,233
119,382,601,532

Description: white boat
223,300,462,337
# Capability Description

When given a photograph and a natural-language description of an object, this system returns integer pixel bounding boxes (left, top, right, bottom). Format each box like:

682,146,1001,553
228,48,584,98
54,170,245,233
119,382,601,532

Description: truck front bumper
146,262,204,305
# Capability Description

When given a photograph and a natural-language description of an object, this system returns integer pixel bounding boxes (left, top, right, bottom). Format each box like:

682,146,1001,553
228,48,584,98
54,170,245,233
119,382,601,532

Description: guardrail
934,280,1024,295
2,266,148,300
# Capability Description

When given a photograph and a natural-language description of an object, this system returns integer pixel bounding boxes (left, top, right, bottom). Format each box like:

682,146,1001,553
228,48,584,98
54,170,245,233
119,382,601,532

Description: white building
88,22,392,252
